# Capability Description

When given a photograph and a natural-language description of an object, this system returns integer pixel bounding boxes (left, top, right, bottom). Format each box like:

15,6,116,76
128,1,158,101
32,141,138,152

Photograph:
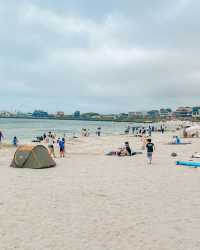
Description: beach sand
0,132,200,250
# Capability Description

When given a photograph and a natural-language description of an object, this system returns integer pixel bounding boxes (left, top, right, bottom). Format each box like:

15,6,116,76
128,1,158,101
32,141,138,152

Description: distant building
128,111,149,118
120,113,128,117
117,113,128,118
192,107,200,118
128,112,142,118
128,112,143,118
0,111,14,117
32,110,49,118
160,108,172,118
74,111,81,118
173,107,192,118
56,111,65,118
147,110,159,117
16,112,32,118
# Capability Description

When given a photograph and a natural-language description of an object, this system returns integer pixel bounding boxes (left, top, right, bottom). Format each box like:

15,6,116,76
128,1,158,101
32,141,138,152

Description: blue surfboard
176,161,200,168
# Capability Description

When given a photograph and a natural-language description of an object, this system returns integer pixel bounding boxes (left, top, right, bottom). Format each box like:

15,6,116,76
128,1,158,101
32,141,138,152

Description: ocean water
0,118,141,143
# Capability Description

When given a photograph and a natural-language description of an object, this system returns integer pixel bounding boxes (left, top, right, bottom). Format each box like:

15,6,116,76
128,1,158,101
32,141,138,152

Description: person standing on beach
161,125,164,134
146,139,155,164
96,127,101,136
43,133,47,140
12,136,19,147
141,135,147,150
148,126,152,137
0,130,4,145
58,138,65,158
48,136,56,158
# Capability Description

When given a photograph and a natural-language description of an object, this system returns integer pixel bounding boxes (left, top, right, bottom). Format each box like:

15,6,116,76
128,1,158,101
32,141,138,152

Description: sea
0,118,148,143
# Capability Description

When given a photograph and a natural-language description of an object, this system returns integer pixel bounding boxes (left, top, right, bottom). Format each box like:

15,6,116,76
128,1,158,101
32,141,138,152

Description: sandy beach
0,131,200,250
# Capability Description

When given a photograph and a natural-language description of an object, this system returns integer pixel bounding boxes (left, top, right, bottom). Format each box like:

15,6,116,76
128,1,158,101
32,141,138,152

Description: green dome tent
10,145,56,169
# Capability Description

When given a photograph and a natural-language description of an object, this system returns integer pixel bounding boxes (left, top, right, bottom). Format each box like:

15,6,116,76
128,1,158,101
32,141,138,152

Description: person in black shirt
124,142,132,156
0,130,4,145
146,139,155,164
117,142,132,156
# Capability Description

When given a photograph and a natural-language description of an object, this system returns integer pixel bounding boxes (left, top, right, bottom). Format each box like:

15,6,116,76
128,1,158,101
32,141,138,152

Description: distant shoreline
0,116,162,123
0,116,195,123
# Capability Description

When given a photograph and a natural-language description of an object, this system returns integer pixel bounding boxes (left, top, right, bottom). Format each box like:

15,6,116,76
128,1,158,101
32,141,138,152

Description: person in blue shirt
172,136,181,144
175,136,181,144
58,138,65,158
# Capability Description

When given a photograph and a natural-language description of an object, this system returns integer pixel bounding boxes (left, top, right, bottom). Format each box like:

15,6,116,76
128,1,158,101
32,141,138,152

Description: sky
0,0,200,114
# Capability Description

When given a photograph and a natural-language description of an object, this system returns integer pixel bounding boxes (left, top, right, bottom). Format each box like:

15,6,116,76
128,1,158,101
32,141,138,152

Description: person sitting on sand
118,142,132,156
124,142,132,156
172,136,181,144
175,136,180,144
12,136,18,147
106,142,132,156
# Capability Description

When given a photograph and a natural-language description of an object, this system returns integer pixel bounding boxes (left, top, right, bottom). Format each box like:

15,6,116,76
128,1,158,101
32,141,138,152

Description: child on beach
12,136,18,147
146,138,155,164
58,138,65,158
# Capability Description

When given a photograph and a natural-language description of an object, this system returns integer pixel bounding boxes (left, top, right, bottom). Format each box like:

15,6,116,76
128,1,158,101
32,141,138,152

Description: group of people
0,126,156,163
81,128,90,137
125,124,166,137
81,127,102,137
108,138,155,164
125,126,154,137
43,132,66,158
0,130,19,147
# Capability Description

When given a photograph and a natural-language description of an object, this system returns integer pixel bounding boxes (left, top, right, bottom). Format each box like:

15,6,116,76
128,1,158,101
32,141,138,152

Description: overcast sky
0,0,200,113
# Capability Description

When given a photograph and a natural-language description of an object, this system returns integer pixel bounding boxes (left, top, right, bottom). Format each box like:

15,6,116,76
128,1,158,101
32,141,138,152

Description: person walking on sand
146,138,155,164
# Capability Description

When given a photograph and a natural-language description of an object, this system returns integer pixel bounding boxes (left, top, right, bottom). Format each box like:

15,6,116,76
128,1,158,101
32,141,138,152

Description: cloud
0,0,200,113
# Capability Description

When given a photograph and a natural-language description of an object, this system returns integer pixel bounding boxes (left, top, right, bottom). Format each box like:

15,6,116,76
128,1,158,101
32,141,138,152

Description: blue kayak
176,161,200,168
